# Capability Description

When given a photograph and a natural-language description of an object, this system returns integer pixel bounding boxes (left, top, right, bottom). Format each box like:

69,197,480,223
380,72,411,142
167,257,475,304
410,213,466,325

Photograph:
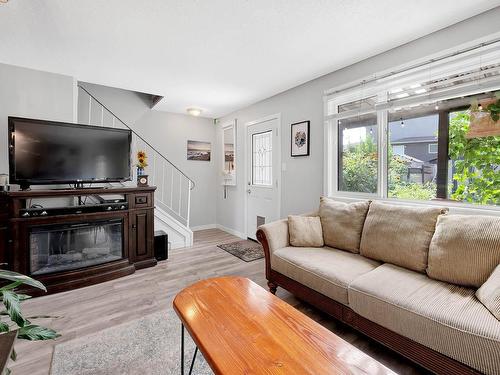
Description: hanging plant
467,96,500,139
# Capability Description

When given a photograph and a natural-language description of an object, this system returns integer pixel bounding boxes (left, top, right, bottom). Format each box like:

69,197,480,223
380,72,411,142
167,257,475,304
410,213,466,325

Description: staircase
77,85,194,248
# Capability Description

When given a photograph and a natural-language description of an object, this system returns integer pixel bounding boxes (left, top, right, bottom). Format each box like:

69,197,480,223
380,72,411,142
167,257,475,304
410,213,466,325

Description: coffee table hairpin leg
181,323,199,375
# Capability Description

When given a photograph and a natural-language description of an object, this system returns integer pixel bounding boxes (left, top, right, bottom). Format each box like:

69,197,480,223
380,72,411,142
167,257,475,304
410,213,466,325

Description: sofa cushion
318,197,370,253
477,265,500,320
348,263,500,375
272,246,380,305
359,201,447,273
427,214,500,288
288,215,324,247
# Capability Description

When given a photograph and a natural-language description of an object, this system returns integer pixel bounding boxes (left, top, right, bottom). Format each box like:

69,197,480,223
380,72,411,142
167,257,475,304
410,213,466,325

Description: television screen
9,117,131,186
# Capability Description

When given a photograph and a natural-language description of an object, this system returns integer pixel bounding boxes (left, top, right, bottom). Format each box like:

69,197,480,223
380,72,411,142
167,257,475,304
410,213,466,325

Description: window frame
392,145,406,155
428,143,438,154
324,67,500,210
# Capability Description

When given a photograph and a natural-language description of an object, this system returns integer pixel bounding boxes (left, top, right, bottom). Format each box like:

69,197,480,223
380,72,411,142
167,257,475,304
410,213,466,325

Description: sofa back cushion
288,215,324,247
318,197,370,253
427,215,500,287
360,201,447,273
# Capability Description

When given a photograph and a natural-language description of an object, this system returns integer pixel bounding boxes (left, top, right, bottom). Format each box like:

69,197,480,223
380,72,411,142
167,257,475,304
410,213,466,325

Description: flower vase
137,167,144,176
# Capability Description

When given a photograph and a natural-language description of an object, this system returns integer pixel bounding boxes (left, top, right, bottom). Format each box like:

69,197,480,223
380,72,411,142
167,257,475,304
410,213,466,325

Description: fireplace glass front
30,219,123,275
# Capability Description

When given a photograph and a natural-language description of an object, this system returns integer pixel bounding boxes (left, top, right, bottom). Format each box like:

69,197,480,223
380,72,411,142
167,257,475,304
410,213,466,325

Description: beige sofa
256,198,500,375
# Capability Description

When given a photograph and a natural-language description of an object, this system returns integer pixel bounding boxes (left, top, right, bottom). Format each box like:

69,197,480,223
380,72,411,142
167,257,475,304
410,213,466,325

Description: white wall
133,111,217,228
78,81,151,126
0,63,75,175
215,7,500,236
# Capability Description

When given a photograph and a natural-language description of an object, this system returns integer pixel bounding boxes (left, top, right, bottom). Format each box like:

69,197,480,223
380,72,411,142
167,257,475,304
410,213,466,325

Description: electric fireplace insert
29,218,124,276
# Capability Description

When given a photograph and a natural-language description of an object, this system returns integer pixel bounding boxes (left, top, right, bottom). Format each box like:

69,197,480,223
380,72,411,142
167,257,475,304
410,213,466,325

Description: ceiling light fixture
187,108,202,117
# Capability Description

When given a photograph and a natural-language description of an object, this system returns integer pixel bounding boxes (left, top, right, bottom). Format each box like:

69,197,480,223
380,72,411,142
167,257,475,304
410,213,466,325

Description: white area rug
51,309,212,374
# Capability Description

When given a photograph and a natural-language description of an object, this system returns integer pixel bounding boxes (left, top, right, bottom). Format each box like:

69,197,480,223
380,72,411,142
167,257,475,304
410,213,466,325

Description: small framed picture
290,121,310,157
187,140,211,161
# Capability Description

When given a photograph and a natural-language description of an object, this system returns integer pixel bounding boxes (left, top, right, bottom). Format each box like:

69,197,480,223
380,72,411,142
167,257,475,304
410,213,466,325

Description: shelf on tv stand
3,186,156,198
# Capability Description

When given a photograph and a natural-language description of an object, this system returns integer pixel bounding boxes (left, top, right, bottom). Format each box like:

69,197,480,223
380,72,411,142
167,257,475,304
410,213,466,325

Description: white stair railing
77,85,194,228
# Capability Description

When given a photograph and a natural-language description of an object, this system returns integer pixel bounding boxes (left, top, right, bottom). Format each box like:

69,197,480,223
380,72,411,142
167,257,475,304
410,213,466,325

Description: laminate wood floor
12,229,427,374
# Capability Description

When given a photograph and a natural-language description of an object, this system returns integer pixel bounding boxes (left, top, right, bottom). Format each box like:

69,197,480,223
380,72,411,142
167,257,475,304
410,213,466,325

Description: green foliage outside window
387,146,437,200
340,110,499,205
388,181,437,200
340,135,436,199
340,136,378,193
448,111,500,205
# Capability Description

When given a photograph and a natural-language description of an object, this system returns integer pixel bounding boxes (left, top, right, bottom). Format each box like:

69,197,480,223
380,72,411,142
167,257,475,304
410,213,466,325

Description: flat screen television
8,117,132,189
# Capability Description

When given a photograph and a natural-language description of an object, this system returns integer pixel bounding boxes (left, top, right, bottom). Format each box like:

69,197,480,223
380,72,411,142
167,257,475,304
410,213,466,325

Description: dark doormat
217,240,264,262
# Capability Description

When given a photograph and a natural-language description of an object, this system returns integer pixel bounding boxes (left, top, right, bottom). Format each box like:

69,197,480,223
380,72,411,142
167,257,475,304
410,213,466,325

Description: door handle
247,189,251,194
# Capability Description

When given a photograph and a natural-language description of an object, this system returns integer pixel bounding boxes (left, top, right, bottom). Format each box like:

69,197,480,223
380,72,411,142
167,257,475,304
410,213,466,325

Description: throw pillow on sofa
476,264,500,320
318,197,370,253
360,201,448,273
427,214,500,288
288,215,324,247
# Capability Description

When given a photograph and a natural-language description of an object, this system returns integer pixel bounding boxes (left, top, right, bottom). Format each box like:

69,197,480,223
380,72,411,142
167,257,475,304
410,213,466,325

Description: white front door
246,116,280,240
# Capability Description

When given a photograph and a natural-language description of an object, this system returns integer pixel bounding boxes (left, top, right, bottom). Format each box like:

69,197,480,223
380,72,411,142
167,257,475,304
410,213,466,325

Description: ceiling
0,1,499,118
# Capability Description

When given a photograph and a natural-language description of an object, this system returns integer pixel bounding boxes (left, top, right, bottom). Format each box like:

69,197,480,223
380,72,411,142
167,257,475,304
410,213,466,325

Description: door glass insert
252,131,273,186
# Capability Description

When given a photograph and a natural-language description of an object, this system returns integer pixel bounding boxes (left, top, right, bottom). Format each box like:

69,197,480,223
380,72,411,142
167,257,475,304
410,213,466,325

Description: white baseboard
189,223,246,239
169,240,186,250
216,224,246,239
190,224,217,231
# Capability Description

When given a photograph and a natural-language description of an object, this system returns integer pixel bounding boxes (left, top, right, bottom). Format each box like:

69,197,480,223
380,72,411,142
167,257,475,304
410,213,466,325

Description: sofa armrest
256,218,289,280
257,219,289,254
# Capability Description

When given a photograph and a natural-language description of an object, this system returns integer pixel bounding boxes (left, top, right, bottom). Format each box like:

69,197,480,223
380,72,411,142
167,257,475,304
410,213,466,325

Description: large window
338,114,378,194
325,43,500,208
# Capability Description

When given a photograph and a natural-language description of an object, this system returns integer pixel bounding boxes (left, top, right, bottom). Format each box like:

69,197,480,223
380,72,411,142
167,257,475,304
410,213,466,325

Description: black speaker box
154,230,168,261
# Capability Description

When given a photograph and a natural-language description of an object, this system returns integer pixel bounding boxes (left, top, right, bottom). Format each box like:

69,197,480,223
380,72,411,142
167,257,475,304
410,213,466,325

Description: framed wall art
187,140,211,161
290,120,310,157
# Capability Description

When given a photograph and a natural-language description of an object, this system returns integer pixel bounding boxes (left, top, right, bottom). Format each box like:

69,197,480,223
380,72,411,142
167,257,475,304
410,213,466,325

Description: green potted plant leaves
0,269,59,374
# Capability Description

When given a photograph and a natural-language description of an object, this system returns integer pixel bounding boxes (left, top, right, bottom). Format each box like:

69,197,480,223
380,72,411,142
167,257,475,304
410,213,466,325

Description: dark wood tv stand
0,186,157,296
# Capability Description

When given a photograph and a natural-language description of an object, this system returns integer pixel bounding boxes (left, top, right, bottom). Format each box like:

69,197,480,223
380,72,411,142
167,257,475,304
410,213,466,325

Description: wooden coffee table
173,276,396,375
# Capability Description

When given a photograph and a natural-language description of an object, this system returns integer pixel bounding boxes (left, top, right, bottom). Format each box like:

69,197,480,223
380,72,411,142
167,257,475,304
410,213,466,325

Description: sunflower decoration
136,150,148,169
